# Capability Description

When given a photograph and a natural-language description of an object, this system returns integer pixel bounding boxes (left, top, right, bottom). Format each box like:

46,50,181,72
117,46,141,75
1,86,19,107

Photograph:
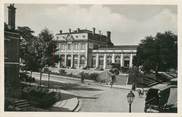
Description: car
144,80,177,113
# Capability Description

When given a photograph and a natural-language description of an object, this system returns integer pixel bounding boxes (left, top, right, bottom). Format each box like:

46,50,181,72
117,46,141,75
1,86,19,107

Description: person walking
110,75,115,88
132,82,136,91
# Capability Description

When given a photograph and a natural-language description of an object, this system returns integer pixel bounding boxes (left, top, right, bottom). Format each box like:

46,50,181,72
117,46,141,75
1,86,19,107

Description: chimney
69,28,71,33
77,28,80,32
99,30,101,35
92,27,95,34
107,31,111,41
59,30,62,34
8,4,16,30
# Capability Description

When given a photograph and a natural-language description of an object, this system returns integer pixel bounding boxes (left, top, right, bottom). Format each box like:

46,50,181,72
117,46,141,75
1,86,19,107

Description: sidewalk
32,72,134,90
33,72,95,83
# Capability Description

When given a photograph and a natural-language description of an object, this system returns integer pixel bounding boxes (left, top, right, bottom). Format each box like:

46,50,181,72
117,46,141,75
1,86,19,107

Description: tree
134,31,177,76
17,26,40,76
37,28,58,86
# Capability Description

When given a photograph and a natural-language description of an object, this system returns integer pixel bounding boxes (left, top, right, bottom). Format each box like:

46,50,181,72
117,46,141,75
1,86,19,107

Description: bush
22,86,59,108
59,69,66,75
121,67,129,73
89,73,99,81
67,73,73,77
19,72,35,83
79,72,99,82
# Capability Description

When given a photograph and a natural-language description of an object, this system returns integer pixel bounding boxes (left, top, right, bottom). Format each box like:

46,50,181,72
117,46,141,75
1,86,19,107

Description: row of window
92,56,131,68
57,34,86,40
59,43,86,50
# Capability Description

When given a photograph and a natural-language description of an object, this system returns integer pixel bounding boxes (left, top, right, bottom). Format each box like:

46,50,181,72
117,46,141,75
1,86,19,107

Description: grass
34,80,102,91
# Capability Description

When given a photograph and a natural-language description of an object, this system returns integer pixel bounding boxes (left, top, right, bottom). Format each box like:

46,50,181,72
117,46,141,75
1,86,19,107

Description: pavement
32,72,133,90
31,72,146,112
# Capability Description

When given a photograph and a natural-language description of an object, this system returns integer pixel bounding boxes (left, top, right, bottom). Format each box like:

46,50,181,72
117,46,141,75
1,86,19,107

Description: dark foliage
22,86,58,108
133,31,177,74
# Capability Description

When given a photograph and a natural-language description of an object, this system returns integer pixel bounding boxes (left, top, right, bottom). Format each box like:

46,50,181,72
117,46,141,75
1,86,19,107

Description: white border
0,0,181,117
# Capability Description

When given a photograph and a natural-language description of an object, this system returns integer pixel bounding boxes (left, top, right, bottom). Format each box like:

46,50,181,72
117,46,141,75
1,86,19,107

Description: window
106,55,112,68
60,44,65,50
80,43,85,50
92,56,96,68
67,44,71,50
80,56,85,67
75,35,78,38
115,56,120,64
73,43,78,50
99,56,104,68
82,35,86,38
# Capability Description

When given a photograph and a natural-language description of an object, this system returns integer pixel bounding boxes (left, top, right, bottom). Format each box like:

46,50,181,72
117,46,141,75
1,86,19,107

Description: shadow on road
36,80,103,91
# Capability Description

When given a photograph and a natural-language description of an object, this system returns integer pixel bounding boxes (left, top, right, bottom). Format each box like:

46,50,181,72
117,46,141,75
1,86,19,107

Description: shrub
59,69,66,75
89,73,99,81
67,73,73,77
22,86,59,108
19,72,35,83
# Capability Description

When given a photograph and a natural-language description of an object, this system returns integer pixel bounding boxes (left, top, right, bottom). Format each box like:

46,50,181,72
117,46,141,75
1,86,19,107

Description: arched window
73,55,78,68
106,55,112,68
123,56,130,67
60,55,65,67
80,55,85,67
92,56,96,68
115,55,120,64
98,56,104,69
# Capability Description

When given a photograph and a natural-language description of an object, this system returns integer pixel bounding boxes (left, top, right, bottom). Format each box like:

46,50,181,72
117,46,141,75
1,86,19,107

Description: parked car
144,79,177,113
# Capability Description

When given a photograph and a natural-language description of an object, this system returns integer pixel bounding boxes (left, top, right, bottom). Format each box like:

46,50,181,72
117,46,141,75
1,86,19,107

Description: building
54,28,137,69
4,4,21,98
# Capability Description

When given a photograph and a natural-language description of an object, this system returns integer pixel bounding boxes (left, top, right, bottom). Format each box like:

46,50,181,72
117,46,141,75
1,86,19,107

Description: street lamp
127,90,135,113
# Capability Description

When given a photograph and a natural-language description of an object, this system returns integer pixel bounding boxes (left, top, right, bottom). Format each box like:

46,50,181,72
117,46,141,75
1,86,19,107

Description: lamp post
127,90,135,113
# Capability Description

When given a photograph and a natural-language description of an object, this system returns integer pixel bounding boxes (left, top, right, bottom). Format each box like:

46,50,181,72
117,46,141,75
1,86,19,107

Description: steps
14,99,30,111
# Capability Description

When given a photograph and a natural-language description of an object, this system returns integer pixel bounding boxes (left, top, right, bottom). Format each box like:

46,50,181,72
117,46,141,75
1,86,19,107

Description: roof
98,45,138,50
56,29,96,35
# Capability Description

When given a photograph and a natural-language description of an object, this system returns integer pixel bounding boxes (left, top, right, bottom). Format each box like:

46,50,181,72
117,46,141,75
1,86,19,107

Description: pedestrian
132,83,136,91
81,75,84,83
110,75,115,88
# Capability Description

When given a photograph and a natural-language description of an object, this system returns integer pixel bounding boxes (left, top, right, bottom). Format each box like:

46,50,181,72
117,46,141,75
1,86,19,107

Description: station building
54,28,137,69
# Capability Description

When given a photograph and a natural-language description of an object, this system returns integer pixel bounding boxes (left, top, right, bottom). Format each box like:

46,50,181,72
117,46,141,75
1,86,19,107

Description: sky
4,4,177,45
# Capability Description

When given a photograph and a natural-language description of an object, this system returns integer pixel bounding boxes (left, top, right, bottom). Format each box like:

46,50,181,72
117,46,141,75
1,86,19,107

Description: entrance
67,55,71,67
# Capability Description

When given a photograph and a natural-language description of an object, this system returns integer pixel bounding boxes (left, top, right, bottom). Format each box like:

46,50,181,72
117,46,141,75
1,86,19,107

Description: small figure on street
132,82,136,91
110,75,115,88
81,75,84,83
137,88,144,97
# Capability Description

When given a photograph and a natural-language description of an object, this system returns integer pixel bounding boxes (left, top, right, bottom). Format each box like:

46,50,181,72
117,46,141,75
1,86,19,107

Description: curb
52,97,79,112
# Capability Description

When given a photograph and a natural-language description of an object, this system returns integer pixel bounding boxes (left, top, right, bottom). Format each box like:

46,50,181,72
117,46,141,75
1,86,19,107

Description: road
32,72,145,112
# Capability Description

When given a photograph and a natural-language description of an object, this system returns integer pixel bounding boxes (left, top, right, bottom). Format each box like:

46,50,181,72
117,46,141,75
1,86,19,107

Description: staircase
14,99,31,111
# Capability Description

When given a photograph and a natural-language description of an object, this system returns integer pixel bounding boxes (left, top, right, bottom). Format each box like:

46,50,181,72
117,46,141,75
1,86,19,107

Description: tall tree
37,28,58,86
134,31,177,75
17,26,40,75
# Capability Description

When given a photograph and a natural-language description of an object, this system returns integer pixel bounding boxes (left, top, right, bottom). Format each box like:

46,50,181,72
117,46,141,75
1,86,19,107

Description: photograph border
0,0,181,117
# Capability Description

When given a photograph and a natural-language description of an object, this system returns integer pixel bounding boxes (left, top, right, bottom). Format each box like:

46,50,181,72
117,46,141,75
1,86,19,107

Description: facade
54,28,137,69
4,4,20,97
